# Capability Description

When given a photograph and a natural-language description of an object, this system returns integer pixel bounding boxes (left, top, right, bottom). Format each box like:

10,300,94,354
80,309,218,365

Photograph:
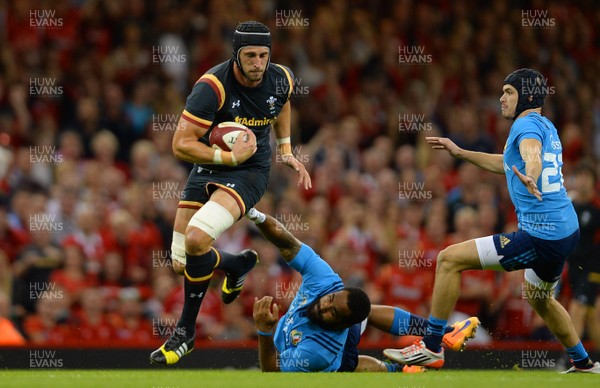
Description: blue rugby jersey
273,244,347,372
503,112,578,239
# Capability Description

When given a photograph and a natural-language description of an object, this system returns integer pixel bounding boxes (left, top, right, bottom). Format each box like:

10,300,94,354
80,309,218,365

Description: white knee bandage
187,201,235,240
171,231,186,266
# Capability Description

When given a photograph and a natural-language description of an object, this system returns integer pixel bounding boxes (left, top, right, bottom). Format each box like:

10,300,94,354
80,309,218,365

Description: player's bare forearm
258,335,279,372
272,102,312,189
355,355,388,372
172,118,215,164
272,101,292,143
366,305,395,332
519,138,542,181
457,150,505,174
426,137,504,174
255,214,302,261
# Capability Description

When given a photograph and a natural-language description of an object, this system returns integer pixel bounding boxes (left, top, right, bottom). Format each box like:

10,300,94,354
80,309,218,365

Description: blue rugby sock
390,308,453,337
422,315,447,352
567,342,591,369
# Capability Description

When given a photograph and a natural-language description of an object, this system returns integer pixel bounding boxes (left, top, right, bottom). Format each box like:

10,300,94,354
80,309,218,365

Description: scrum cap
503,68,548,119
232,21,271,76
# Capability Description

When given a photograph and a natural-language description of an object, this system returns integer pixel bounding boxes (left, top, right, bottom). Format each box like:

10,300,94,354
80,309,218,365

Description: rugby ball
209,122,248,151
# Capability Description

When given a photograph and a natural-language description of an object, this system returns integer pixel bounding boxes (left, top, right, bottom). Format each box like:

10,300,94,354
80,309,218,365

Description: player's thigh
207,188,243,220
438,239,482,271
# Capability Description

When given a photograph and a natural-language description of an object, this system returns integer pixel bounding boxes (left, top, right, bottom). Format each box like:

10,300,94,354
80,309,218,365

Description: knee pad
171,231,186,267
187,201,235,240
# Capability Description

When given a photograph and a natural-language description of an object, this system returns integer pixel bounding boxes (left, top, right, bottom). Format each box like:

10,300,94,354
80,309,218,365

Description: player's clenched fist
253,296,279,333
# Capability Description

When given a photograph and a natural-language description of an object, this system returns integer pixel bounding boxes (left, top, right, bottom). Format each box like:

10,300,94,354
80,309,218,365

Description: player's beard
306,298,339,331
245,69,264,82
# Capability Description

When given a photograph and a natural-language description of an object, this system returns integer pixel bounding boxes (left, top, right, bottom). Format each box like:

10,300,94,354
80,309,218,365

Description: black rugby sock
177,250,217,336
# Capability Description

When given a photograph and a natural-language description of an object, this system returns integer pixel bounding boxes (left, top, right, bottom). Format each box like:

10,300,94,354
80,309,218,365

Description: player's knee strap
171,231,186,266
187,201,235,240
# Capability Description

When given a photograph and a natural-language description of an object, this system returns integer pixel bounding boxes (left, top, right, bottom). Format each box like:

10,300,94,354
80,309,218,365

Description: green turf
0,370,598,388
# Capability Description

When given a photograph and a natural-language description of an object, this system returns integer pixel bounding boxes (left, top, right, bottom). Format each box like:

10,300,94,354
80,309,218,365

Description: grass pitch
0,369,598,388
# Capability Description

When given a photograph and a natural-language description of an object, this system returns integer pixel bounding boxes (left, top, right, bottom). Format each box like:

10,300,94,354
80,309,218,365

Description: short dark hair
344,287,371,325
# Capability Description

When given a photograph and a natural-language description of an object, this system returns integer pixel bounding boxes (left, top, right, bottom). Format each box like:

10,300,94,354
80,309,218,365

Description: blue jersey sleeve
512,116,543,147
278,347,332,372
288,244,343,291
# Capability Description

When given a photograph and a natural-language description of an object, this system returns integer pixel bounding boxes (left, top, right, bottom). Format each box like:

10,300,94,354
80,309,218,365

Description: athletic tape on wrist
213,148,222,164
276,137,291,145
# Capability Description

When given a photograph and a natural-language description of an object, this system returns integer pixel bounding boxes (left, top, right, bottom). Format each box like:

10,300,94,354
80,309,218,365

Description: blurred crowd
1,0,599,346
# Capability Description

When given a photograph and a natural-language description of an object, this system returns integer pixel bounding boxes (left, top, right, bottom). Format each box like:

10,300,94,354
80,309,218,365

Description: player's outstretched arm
273,101,312,190
172,118,256,166
426,136,505,174
247,209,301,261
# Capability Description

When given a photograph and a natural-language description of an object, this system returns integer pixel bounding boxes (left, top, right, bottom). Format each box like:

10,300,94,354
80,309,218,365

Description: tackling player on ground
150,21,311,365
385,69,599,374
247,208,479,372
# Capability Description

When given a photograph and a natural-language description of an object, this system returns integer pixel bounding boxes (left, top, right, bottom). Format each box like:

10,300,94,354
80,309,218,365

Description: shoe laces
401,340,425,356
165,329,186,347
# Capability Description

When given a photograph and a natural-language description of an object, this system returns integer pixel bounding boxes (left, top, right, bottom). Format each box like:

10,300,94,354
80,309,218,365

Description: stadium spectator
49,239,97,304
22,285,70,344
567,164,600,349
109,287,154,342
12,226,63,320
0,290,26,345
70,287,112,342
